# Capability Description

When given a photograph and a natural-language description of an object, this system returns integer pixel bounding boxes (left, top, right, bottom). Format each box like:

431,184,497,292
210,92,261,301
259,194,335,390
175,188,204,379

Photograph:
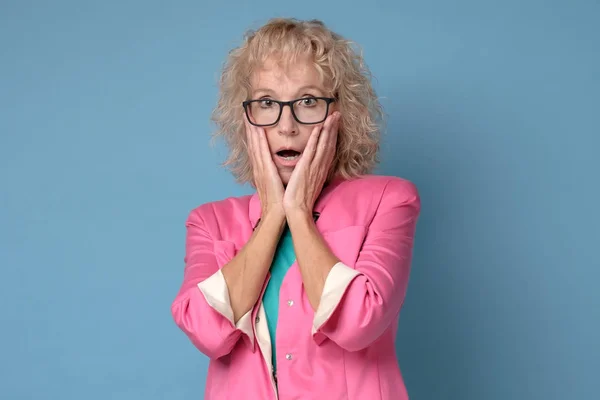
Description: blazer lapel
248,176,347,231
247,177,364,266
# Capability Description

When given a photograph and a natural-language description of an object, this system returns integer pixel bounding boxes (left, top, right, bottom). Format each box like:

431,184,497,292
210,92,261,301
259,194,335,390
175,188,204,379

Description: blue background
1,1,598,399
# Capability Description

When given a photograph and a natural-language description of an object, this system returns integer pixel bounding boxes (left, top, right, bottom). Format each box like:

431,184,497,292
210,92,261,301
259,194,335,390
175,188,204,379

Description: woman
172,18,421,400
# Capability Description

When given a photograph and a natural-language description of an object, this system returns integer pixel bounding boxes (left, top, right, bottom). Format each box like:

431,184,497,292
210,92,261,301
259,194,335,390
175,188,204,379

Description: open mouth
276,149,301,160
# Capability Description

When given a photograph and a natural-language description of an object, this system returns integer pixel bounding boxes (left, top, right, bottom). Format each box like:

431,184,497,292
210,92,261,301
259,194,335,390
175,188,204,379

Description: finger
329,112,340,151
324,118,339,167
328,115,340,166
243,114,255,154
244,115,264,185
331,112,341,142
301,124,323,165
256,127,275,171
249,117,264,165
243,117,259,186
245,110,274,167
313,112,338,165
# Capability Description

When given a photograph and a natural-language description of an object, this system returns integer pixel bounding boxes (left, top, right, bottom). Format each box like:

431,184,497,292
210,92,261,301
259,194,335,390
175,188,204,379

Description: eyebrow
252,85,326,98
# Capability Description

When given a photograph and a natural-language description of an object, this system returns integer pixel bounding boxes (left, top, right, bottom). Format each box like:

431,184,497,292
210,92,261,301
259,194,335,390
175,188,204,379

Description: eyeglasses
243,97,336,127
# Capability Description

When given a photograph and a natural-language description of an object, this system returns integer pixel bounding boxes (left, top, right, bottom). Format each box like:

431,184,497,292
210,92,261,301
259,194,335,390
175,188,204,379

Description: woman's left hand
283,111,341,216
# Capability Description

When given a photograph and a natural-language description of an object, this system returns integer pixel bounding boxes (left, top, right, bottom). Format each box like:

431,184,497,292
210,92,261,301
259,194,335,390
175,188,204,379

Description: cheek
298,125,316,141
262,128,278,151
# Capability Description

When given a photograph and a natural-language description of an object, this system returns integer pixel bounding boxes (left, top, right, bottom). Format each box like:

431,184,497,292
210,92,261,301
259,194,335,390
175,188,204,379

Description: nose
277,104,298,136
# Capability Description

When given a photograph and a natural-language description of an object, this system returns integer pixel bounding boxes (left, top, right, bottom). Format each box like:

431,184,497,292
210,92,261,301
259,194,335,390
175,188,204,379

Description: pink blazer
171,175,421,399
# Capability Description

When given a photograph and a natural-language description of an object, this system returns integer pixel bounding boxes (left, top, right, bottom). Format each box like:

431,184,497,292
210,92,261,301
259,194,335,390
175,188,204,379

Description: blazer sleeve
312,178,421,351
171,209,254,359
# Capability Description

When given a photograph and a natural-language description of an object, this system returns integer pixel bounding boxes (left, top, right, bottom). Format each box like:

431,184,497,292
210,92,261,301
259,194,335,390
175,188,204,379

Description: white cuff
312,262,360,334
197,270,254,346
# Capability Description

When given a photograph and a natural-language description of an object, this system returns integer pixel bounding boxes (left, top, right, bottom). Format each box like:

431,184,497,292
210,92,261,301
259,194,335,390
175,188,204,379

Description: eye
258,99,275,108
299,97,317,107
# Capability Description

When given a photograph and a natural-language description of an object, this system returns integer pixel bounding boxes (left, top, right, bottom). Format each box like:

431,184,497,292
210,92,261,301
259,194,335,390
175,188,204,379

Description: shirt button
255,316,260,324
285,353,293,361
287,300,294,307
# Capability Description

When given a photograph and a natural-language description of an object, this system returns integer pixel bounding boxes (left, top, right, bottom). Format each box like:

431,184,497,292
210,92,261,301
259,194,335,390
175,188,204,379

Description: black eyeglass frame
242,97,336,127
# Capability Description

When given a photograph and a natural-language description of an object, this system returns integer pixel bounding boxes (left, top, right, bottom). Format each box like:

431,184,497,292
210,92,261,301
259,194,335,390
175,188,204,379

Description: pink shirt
171,175,421,399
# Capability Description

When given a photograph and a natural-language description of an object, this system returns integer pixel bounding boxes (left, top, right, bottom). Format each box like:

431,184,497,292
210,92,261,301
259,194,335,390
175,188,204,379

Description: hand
283,111,341,216
244,115,285,220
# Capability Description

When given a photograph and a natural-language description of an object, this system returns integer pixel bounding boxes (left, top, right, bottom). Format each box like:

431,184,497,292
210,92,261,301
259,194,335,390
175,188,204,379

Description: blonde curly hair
211,18,383,183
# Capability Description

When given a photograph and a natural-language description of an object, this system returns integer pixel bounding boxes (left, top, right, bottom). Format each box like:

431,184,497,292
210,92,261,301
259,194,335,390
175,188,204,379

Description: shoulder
185,195,253,235
336,174,420,207
320,175,420,228
191,194,253,215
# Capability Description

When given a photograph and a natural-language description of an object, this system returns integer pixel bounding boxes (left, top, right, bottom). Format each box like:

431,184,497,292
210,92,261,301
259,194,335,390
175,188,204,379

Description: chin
279,171,292,186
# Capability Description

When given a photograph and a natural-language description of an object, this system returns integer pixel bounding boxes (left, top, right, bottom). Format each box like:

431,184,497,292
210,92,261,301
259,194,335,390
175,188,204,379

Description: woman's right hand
215,119,287,323
244,115,286,221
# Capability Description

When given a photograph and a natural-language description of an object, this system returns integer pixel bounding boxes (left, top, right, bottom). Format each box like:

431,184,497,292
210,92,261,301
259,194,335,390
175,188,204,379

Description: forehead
250,56,325,95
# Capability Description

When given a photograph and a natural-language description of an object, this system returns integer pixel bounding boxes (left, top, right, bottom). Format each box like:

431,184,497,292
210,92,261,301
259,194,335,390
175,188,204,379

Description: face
249,57,336,185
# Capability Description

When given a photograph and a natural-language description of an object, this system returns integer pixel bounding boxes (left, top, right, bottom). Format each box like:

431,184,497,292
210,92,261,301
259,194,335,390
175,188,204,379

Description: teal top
262,226,296,373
